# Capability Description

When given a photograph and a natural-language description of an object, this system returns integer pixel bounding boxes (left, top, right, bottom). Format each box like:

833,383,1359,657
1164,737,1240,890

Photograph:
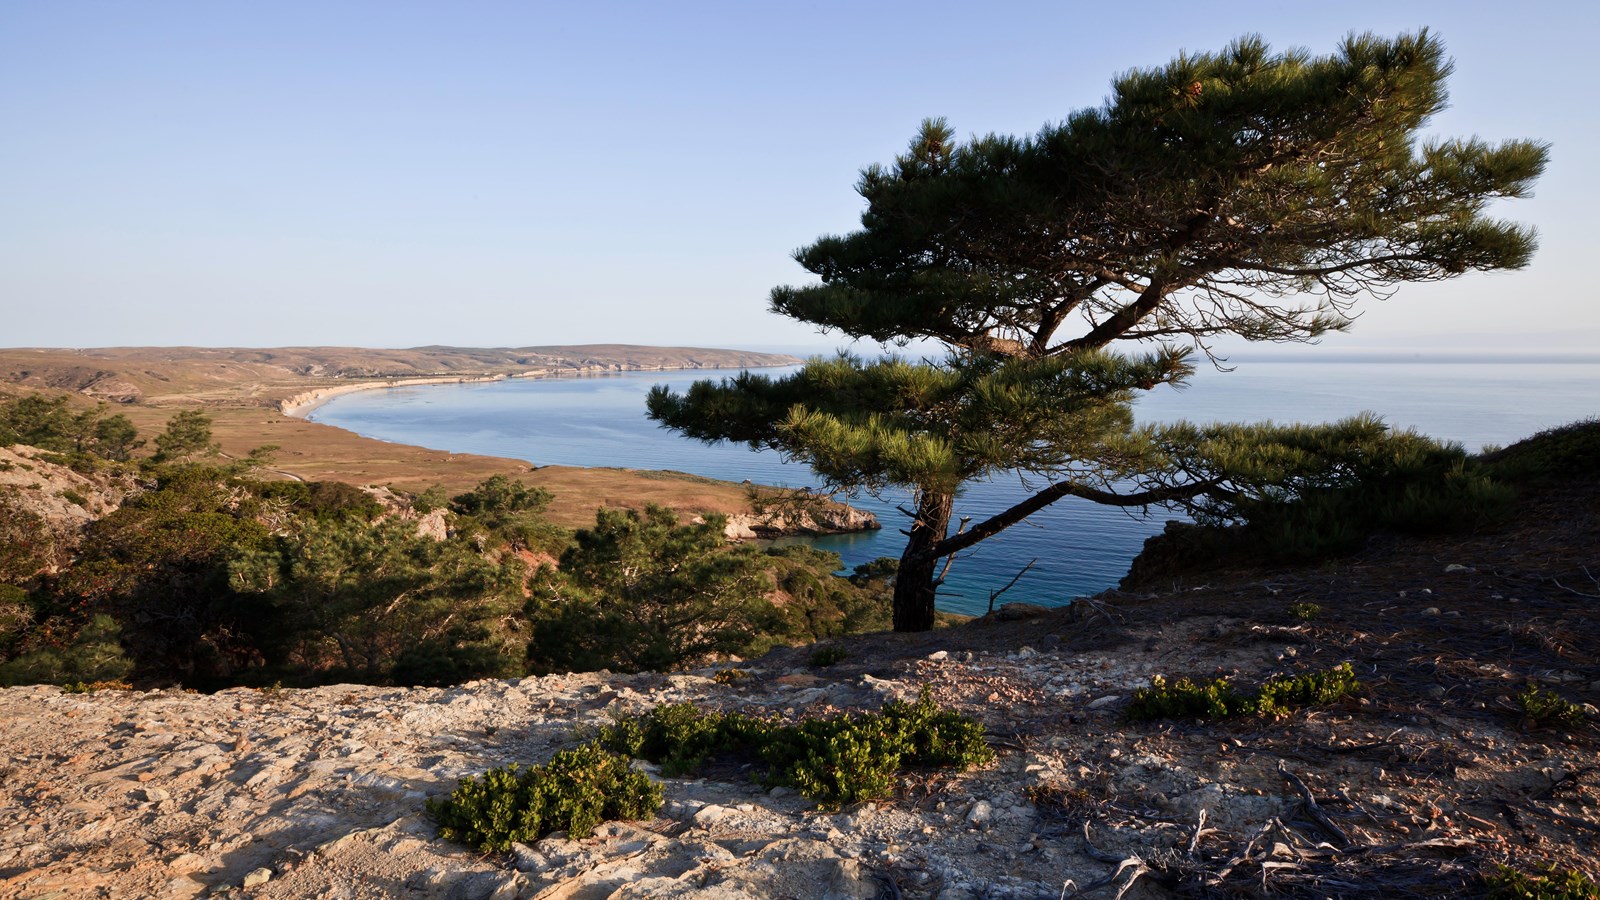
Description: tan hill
0,345,800,405
0,345,813,529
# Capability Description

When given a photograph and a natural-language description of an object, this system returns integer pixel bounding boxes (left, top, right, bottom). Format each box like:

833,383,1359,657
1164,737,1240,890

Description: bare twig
987,558,1038,614
1279,761,1351,848
1187,808,1208,857
1210,818,1276,885
933,516,972,585
1111,859,1152,900
1081,821,1124,864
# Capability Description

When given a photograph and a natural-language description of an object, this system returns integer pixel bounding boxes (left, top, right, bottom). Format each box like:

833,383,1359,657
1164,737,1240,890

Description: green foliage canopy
0,394,142,461
524,505,778,674
650,32,1546,631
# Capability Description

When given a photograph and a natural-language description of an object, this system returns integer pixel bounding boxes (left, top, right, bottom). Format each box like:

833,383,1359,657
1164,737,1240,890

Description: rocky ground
2,478,1597,898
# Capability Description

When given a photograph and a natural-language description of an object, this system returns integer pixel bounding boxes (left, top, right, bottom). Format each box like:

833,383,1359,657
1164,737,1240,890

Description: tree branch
916,477,1221,563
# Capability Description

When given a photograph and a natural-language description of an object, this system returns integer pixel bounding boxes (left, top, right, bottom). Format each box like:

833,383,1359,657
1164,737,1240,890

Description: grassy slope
0,346,799,526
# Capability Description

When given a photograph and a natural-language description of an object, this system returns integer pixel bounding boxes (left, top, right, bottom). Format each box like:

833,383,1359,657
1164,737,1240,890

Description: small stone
1444,564,1475,573
167,853,209,874
242,867,273,889
768,786,791,799
1422,607,1441,616
692,804,731,826
1087,695,1122,709
511,843,546,872
966,800,994,829
141,787,169,802
927,650,949,661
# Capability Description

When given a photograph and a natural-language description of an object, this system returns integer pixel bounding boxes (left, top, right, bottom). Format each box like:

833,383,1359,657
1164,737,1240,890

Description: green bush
1256,664,1362,717
1287,602,1322,622
1516,686,1585,730
598,689,992,810
1486,864,1600,899
1482,418,1600,483
0,394,142,460
0,615,134,687
427,744,663,852
1127,664,1361,721
1127,675,1252,720
525,506,779,675
808,647,849,668
254,480,385,522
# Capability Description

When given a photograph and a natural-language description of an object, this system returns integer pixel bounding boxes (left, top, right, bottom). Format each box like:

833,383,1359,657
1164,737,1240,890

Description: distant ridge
0,345,801,404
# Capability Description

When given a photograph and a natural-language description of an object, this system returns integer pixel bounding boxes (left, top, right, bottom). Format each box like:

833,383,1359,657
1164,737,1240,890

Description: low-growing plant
1516,686,1585,730
713,667,749,684
598,689,992,810
61,679,133,693
1486,864,1600,899
1287,602,1322,622
1127,664,1361,721
1481,418,1600,483
808,647,848,668
427,744,663,852
1127,674,1251,720
1255,663,1361,717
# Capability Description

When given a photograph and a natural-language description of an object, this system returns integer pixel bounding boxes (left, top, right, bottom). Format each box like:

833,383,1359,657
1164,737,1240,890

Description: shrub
1516,686,1585,730
598,689,992,810
1288,602,1322,622
1127,675,1251,721
1255,664,1362,717
1126,664,1361,721
427,744,663,852
61,679,133,693
1482,418,1600,483
1486,864,1600,899
525,506,779,675
809,647,849,668
0,615,134,687
713,667,749,684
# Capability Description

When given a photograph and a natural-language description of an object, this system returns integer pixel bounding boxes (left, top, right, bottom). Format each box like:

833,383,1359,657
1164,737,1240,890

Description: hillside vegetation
0,345,800,525
0,394,893,690
0,419,1595,897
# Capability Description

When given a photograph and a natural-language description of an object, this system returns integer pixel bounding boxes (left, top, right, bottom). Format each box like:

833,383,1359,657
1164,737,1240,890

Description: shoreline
278,362,797,419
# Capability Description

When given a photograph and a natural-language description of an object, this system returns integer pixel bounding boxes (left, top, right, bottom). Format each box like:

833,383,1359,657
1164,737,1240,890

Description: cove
310,359,1600,616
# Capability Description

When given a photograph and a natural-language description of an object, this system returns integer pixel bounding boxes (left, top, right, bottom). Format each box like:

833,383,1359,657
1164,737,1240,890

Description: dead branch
987,558,1038,614
1279,760,1351,848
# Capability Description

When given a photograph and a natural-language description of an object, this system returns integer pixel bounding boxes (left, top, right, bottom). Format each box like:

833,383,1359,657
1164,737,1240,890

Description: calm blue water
311,360,1600,616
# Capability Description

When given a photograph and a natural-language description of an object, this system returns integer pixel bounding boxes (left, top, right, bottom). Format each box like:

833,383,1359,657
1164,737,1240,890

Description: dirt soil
1,479,1596,898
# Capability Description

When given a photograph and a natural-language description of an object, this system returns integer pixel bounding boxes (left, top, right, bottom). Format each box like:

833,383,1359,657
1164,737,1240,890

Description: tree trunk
892,489,954,632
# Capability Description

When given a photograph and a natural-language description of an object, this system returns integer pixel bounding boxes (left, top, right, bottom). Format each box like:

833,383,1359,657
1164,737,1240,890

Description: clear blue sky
1,1,1595,354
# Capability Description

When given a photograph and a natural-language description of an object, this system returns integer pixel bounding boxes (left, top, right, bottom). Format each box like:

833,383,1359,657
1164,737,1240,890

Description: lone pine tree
649,32,1546,631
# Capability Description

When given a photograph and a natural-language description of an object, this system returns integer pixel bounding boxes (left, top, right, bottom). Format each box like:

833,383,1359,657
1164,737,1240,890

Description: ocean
310,358,1600,616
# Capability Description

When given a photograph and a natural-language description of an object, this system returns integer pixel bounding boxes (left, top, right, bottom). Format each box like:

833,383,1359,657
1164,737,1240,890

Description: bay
310,359,1600,616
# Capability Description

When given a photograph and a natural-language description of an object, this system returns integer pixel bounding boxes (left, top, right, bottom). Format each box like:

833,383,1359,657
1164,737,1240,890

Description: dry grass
0,346,793,525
